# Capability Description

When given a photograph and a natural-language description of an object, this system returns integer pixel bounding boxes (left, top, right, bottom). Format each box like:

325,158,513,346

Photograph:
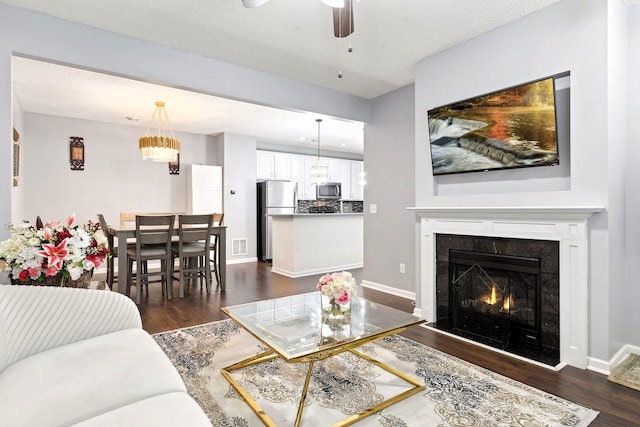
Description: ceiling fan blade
242,0,270,8
332,0,354,38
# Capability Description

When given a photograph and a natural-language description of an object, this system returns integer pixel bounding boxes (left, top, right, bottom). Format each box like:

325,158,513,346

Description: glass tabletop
221,291,424,361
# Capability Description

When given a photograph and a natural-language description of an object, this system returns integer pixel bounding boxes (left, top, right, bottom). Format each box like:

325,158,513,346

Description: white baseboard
227,257,258,265
272,263,363,279
593,343,640,375
360,279,416,301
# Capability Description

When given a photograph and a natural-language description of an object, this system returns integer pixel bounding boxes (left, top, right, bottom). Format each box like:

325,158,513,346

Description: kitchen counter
269,212,363,216
269,213,363,278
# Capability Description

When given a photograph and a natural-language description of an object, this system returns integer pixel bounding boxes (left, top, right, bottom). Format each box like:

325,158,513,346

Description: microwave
316,182,341,200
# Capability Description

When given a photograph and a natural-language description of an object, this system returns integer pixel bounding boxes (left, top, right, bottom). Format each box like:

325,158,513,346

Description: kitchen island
269,213,363,278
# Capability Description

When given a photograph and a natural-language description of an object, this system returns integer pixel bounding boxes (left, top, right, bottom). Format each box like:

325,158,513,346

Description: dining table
109,223,227,295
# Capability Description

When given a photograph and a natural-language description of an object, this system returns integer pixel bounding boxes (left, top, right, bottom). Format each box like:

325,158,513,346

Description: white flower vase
321,294,351,329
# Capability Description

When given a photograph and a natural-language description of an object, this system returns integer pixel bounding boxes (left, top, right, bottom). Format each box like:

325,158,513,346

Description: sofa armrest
0,285,142,370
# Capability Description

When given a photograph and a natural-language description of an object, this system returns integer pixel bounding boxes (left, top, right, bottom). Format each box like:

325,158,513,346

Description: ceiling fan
241,0,354,38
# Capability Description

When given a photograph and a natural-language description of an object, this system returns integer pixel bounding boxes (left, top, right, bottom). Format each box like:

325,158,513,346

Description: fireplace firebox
433,234,560,366
449,250,541,352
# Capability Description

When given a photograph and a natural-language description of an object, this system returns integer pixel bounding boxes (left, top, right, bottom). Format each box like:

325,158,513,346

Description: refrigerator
188,165,223,214
257,180,297,262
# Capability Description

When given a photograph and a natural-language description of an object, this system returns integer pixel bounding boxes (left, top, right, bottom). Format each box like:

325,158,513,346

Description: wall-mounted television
427,76,560,176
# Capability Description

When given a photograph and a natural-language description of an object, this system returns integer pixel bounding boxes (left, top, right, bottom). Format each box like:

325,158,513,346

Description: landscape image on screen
427,77,559,176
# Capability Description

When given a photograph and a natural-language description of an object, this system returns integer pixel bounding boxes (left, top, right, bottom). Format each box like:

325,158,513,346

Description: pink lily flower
67,213,75,228
45,265,60,276
37,238,69,268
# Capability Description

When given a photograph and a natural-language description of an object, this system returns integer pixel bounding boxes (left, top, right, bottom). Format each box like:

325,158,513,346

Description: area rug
153,320,598,427
608,354,640,392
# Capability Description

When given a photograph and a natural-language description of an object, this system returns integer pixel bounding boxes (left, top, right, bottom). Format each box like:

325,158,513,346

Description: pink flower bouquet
0,214,109,286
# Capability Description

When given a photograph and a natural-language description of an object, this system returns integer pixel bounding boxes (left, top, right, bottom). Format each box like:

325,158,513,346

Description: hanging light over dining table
310,119,329,185
139,101,180,162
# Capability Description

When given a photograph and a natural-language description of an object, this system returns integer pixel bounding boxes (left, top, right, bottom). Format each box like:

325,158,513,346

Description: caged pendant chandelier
139,101,180,162
310,119,329,185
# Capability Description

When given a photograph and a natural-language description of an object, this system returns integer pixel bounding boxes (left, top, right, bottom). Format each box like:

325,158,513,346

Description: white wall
11,89,24,222
413,0,627,361
19,113,210,226
363,84,415,295
626,4,640,347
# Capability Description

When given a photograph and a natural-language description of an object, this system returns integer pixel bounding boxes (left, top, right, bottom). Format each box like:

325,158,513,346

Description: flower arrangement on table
0,214,109,287
316,271,359,319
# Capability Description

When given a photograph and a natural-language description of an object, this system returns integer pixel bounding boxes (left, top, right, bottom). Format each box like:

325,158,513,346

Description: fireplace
408,206,603,369
433,235,563,365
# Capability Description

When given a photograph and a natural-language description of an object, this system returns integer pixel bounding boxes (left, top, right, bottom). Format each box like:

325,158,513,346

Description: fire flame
503,294,514,311
484,285,497,305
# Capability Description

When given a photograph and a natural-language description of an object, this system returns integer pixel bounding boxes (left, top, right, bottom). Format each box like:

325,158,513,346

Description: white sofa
0,285,212,427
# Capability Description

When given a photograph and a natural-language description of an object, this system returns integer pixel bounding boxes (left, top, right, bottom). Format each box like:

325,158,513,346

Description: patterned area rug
608,354,640,391
153,320,598,427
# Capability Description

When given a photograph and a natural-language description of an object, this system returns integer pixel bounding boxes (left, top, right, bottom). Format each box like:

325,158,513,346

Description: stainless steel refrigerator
257,180,298,262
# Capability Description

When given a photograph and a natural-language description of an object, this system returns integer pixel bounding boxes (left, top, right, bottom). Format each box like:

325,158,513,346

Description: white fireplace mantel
408,206,604,369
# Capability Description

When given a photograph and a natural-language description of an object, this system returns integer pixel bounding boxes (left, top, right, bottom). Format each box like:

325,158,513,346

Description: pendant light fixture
139,101,180,162
310,119,329,185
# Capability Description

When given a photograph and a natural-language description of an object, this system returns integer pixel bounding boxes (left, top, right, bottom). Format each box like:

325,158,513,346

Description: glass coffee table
221,292,425,426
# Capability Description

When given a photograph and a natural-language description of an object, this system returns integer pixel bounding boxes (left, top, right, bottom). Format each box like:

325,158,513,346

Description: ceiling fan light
242,0,271,8
322,0,345,8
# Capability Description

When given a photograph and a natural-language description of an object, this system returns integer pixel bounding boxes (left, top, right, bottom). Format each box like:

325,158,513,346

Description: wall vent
232,238,248,256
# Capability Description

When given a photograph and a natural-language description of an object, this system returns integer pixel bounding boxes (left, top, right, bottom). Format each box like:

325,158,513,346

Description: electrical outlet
370,204,377,214
400,263,405,274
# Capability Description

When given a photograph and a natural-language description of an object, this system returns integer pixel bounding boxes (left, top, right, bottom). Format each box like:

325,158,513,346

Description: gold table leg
221,348,425,426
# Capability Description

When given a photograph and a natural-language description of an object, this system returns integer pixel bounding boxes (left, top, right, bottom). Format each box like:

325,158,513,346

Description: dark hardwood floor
114,262,639,426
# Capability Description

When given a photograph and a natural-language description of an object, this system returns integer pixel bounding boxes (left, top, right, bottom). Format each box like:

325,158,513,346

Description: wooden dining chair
210,213,224,286
171,214,214,298
126,214,175,304
119,212,137,226
96,214,116,288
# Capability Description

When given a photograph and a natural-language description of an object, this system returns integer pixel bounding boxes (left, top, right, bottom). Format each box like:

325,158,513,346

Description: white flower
28,237,41,246
83,258,95,270
66,264,84,281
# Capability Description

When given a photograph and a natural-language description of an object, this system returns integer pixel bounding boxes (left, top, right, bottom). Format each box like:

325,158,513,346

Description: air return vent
232,238,248,256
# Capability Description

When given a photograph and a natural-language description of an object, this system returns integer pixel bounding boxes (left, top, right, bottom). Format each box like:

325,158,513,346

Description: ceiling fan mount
241,0,354,38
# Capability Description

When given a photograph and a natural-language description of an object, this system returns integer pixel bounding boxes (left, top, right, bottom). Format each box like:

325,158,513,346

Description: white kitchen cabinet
350,161,364,201
257,150,292,180
327,158,352,199
273,152,292,180
257,151,275,180
188,165,223,214
291,154,313,199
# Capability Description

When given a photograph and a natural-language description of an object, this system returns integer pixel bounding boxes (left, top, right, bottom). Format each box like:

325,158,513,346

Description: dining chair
97,213,136,290
126,214,175,304
119,212,137,226
209,213,224,286
96,214,116,288
171,214,214,298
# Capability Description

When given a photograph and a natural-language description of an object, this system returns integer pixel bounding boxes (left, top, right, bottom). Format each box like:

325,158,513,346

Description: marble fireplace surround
408,206,604,370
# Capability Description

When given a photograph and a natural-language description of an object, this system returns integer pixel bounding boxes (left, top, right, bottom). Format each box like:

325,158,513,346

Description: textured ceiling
5,0,562,154
3,0,561,99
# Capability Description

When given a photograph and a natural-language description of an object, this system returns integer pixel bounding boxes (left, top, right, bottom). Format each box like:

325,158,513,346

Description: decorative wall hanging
69,136,85,171
12,127,19,186
169,153,180,175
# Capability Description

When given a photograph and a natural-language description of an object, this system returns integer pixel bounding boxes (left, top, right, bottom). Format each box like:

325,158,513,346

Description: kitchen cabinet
258,150,362,200
257,151,292,180
291,154,317,199
350,160,364,201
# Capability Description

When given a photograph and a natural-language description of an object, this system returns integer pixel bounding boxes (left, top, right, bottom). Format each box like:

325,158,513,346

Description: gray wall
0,2,371,238
363,84,415,296
413,0,632,362
219,133,258,263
